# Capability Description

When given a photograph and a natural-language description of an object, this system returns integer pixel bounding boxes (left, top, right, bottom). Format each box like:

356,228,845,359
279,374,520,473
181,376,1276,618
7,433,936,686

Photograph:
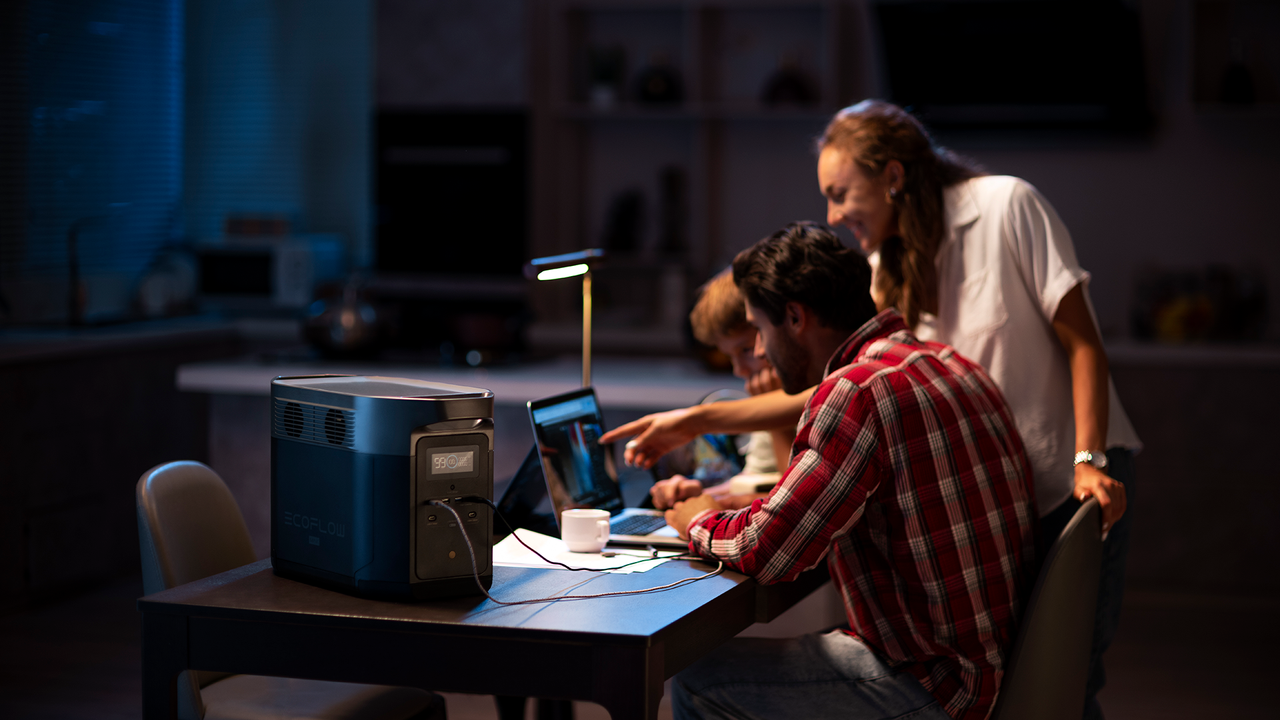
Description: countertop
176,355,746,410
0,316,239,365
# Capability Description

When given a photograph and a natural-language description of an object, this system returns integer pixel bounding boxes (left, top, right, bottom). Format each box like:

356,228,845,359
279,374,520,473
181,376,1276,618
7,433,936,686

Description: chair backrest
137,461,258,596
137,461,259,719
991,498,1104,720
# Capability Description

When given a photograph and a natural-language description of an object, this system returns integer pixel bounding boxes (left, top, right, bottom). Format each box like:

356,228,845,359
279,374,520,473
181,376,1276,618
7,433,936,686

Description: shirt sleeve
1000,179,1090,321
686,376,885,584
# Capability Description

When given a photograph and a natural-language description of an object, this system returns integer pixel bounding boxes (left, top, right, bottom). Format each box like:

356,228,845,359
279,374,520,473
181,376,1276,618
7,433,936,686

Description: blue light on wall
20,0,183,316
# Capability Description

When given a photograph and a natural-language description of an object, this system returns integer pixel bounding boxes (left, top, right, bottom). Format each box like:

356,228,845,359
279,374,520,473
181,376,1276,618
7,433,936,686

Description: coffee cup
561,508,610,553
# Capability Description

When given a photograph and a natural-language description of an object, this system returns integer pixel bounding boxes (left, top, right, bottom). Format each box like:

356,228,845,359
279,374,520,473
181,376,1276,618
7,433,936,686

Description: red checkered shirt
687,310,1038,720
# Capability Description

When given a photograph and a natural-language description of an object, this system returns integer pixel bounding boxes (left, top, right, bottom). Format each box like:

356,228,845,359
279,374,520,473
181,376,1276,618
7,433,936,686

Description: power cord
428,499,725,606
468,495,689,571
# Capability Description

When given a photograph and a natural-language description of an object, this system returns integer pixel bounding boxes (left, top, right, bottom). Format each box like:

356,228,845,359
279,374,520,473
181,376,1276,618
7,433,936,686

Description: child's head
690,269,770,380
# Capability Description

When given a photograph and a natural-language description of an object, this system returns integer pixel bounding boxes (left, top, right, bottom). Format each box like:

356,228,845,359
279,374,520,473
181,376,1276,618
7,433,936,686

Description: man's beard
766,335,813,395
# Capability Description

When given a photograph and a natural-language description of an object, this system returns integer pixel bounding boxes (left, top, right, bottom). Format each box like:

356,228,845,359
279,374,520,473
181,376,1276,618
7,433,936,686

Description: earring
887,187,900,202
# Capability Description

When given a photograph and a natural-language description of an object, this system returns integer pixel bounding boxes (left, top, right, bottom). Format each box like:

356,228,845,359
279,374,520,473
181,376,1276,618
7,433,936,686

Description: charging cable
427,499,725,606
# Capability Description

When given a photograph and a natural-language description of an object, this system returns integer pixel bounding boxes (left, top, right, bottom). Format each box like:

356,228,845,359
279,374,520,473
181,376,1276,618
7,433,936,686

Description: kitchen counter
176,355,744,410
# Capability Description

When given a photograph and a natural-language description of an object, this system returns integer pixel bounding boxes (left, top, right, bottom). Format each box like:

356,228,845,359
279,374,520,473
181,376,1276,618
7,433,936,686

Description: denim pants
672,630,951,720
1036,448,1136,720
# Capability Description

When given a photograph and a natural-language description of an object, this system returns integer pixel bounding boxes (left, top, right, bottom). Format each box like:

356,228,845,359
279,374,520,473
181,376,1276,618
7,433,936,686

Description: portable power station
270,374,494,600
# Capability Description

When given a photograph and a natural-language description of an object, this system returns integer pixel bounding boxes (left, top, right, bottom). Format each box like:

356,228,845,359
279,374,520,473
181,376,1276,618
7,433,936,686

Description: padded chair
137,461,447,720
991,498,1104,720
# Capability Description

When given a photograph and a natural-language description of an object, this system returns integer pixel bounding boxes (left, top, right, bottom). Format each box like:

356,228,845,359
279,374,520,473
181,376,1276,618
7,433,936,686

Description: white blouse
903,175,1141,515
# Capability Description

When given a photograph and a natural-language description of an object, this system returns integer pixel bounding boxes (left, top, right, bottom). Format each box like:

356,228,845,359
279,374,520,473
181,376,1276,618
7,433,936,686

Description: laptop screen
527,388,625,525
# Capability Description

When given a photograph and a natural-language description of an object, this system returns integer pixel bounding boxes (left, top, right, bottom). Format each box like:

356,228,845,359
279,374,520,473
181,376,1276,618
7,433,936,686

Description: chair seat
201,675,439,720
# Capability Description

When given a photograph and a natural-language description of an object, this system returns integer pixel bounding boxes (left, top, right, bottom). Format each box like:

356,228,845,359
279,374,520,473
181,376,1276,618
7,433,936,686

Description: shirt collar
944,178,980,232
824,309,910,377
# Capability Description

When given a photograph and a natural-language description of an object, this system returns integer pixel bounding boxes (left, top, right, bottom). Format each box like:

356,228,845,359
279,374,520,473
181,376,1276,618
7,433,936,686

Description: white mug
561,508,610,553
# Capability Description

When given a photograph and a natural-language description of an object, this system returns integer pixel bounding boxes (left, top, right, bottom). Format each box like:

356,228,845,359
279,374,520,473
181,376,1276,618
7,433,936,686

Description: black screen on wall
375,111,527,276
876,1,1151,132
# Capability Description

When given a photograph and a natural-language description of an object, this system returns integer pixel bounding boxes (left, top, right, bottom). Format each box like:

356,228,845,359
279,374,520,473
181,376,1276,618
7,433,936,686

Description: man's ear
783,301,808,336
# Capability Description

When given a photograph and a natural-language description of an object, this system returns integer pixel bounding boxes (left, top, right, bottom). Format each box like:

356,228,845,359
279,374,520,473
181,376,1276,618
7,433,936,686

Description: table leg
592,643,665,720
141,613,187,720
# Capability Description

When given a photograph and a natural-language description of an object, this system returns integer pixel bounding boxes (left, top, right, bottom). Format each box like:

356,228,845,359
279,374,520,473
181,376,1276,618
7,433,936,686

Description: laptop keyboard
610,513,667,537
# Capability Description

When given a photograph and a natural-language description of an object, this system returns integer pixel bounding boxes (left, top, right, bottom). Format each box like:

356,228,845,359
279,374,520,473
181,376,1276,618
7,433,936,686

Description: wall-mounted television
875,0,1151,133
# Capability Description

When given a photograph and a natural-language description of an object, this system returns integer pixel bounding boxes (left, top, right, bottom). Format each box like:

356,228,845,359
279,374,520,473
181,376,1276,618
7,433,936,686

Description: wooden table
139,558,825,720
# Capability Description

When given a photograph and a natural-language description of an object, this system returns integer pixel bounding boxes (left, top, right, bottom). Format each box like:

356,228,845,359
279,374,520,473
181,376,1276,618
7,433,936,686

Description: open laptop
527,388,687,548
493,445,560,540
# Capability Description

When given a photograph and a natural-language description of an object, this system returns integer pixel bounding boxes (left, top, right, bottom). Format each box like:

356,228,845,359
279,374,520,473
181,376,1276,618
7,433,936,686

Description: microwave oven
195,235,344,312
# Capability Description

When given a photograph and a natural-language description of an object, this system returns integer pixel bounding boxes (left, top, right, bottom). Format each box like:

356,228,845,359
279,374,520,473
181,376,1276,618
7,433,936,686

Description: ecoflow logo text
282,511,346,546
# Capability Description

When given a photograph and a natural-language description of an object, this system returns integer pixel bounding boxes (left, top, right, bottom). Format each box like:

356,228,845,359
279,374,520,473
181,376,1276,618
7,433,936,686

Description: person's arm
1052,283,1126,532
599,388,813,469
667,381,882,584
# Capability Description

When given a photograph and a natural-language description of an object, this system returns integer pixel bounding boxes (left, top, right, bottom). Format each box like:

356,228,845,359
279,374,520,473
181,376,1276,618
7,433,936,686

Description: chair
136,461,447,720
991,498,1104,720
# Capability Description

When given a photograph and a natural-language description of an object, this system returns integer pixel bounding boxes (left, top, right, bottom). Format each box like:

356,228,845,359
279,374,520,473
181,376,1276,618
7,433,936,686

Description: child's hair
689,268,750,346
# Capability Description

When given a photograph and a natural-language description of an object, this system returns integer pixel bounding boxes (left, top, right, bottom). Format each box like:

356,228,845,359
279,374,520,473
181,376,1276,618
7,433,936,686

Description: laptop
493,445,560,540
527,388,687,548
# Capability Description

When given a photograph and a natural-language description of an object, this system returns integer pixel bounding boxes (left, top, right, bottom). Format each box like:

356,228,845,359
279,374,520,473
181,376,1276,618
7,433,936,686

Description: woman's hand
598,407,697,469
650,475,704,509
1073,463,1126,536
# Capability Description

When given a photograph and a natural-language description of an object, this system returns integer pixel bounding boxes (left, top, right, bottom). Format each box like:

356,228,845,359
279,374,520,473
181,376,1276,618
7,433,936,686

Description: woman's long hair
818,100,984,328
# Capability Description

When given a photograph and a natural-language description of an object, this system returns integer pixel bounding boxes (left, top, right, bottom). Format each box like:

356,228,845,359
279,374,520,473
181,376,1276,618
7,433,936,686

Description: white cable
428,501,725,606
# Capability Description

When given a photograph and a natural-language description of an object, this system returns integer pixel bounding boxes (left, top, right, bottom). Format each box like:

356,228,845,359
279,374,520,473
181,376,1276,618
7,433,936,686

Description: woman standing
816,99,1139,720
604,98,1138,720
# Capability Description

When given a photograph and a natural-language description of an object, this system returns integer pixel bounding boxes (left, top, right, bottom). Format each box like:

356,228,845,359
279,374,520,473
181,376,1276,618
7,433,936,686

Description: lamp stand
582,270,592,388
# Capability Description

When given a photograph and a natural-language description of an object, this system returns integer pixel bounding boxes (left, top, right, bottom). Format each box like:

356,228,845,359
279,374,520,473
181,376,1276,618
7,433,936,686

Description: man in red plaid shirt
663,222,1038,720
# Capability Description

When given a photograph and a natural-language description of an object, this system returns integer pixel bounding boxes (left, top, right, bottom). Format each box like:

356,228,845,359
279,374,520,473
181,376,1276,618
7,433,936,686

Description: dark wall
0,330,240,611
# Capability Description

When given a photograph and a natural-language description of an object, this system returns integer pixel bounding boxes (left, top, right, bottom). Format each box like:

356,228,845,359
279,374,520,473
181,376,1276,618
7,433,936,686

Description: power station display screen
430,447,477,475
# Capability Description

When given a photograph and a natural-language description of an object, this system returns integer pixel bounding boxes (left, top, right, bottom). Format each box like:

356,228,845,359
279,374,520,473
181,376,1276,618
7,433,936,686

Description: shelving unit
528,0,863,353
1191,0,1280,110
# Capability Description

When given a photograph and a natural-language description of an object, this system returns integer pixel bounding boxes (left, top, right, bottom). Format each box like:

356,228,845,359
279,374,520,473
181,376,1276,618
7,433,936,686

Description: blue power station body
270,375,494,600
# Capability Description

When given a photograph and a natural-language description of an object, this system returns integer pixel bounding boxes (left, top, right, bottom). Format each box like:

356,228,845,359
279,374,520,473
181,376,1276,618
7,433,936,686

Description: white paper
492,529,681,574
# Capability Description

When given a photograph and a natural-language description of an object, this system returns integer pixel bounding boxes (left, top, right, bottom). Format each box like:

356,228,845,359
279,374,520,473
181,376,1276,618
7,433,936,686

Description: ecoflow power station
270,375,494,599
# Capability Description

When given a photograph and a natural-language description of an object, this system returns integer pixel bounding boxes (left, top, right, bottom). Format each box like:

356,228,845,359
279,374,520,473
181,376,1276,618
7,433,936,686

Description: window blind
1,0,182,323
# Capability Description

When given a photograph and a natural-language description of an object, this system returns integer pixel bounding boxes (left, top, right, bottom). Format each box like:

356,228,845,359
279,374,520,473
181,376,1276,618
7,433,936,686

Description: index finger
599,416,652,445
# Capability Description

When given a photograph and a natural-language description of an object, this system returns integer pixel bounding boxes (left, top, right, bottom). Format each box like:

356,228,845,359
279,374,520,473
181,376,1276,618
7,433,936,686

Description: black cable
428,500,724,606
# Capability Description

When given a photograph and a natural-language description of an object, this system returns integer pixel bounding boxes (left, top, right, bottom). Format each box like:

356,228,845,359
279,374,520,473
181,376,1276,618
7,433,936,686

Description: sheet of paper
492,529,681,574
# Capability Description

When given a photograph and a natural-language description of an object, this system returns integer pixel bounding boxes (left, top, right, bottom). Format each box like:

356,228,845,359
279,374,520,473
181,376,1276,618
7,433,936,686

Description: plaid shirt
688,310,1037,720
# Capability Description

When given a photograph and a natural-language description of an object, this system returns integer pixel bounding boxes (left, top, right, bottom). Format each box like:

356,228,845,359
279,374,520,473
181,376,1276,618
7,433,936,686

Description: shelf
1106,341,1280,368
1191,1,1280,106
1192,102,1280,118
529,0,859,350
554,102,837,121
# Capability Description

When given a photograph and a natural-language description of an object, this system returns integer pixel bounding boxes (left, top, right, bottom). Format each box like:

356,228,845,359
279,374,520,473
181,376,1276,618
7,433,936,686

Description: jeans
1035,448,1136,720
672,630,951,720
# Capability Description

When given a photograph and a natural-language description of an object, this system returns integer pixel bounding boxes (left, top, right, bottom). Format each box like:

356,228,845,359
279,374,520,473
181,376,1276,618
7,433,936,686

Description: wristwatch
1073,450,1109,472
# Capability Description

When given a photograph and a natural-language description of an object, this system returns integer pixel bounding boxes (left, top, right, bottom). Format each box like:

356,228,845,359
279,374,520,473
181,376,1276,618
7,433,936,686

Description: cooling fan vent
272,399,356,448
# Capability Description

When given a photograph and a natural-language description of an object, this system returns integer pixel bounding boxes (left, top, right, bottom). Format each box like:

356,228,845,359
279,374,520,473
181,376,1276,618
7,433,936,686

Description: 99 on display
431,450,474,475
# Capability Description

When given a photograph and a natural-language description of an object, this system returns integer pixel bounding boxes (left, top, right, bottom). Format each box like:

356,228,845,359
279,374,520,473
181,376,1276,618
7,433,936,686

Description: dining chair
136,460,447,720
990,498,1104,720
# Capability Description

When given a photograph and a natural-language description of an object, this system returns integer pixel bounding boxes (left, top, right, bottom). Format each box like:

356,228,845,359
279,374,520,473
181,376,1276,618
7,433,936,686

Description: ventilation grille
272,399,356,449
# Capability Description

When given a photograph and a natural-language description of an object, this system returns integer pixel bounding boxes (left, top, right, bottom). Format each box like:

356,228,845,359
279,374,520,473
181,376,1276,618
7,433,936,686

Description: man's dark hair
732,222,877,334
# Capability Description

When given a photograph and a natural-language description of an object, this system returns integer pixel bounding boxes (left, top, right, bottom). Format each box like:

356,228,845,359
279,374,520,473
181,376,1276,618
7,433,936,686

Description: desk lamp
527,249,605,387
